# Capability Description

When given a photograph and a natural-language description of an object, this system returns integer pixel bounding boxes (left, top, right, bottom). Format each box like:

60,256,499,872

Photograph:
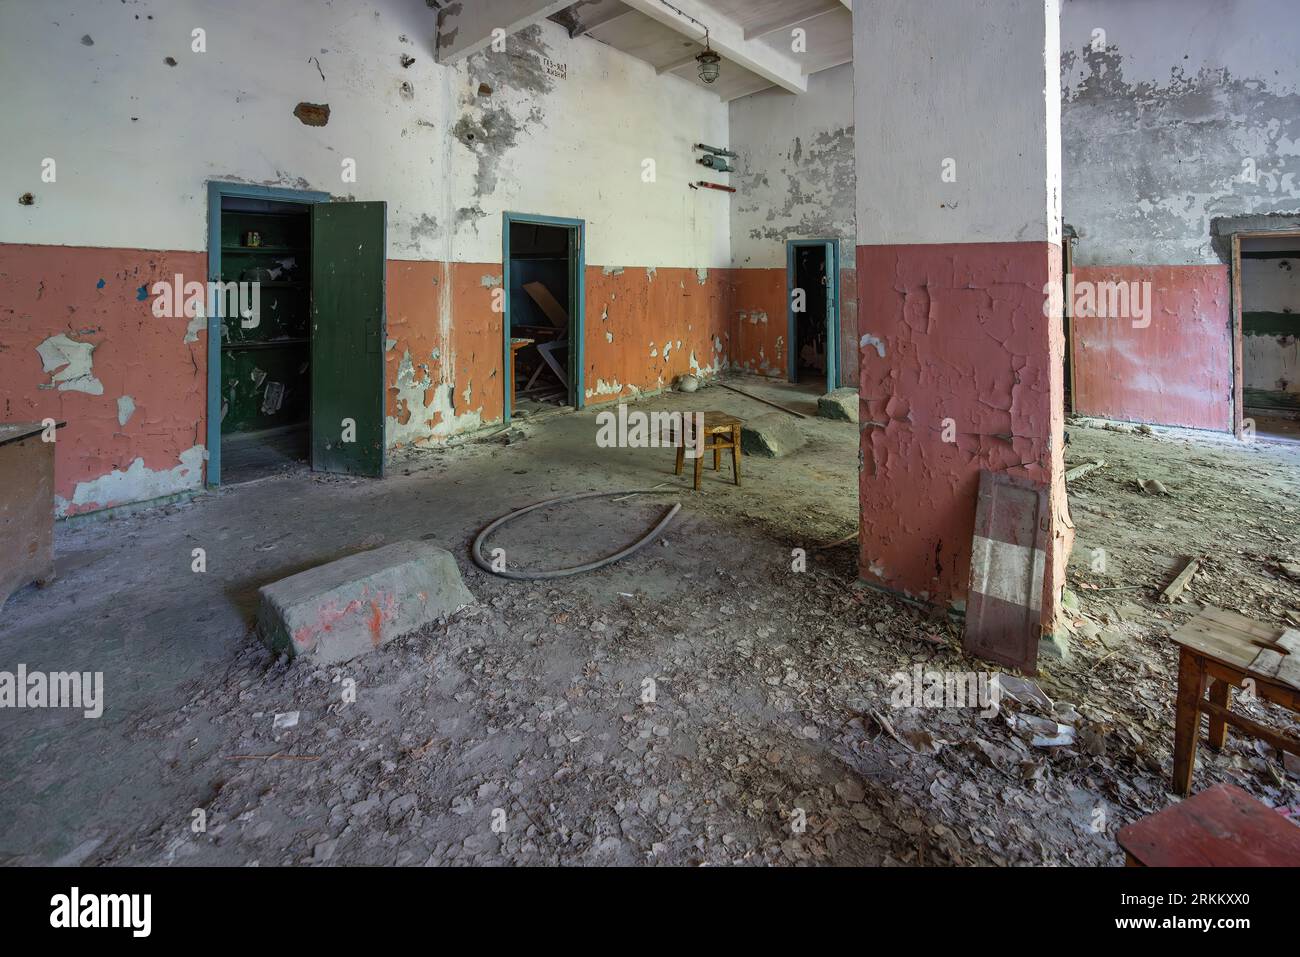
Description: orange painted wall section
1070,264,1232,432
0,243,207,514
2,245,857,518
582,267,731,403
857,242,1072,630
731,268,787,377
729,266,859,385
385,260,504,447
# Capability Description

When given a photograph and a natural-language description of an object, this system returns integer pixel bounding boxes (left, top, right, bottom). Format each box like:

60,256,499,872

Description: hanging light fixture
659,3,721,85
696,28,721,84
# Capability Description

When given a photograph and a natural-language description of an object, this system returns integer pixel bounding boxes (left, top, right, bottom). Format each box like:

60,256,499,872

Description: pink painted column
852,0,1073,638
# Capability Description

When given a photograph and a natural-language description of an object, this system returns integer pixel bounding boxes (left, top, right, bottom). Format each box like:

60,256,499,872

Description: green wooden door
310,201,387,476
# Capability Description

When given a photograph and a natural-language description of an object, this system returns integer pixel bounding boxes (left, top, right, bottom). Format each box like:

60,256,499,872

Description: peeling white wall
0,1,730,269
1242,253,1300,398
1062,0,1300,266
854,0,1061,246
728,64,856,269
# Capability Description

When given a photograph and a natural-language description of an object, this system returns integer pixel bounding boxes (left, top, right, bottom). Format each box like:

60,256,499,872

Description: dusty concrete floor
1,378,1297,866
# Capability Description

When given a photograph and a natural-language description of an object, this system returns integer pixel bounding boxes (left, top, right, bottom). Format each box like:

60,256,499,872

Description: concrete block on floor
257,541,474,664
817,388,859,423
741,412,806,458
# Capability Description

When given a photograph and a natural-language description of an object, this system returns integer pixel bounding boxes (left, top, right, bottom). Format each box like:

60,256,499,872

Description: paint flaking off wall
57,445,205,517
37,334,103,395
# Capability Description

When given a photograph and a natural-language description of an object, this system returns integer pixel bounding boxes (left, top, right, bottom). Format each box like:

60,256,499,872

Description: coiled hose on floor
471,489,681,581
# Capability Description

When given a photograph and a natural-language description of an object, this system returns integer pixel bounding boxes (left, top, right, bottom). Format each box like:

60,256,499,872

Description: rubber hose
471,489,681,581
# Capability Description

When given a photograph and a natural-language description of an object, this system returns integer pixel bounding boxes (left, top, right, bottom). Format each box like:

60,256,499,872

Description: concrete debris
817,388,859,423
257,541,475,664
741,412,807,458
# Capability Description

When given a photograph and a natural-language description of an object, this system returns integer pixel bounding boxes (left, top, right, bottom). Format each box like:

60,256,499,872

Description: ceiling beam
620,0,807,95
744,6,838,42
800,51,854,75
656,50,702,74
436,0,572,63
723,78,779,102
572,6,639,37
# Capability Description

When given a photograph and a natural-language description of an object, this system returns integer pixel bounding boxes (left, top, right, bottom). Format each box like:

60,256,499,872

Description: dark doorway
218,195,314,484
794,246,828,382
507,220,577,415
786,239,839,391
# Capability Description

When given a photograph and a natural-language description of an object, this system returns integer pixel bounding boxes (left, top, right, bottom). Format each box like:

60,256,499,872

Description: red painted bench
1117,783,1300,867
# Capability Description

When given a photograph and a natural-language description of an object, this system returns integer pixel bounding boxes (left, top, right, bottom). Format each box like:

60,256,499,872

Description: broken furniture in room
662,411,743,492
508,337,534,414
513,280,570,408
1117,782,1300,867
0,420,64,607
1168,606,1300,797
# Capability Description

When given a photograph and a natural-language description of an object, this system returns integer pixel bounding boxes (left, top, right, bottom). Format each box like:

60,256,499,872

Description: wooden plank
1160,555,1202,603
1199,699,1300,757
522,281,569,330
715,383,808,418
1064,459,1104,482
1250,628,1300,691
963,470,1049,675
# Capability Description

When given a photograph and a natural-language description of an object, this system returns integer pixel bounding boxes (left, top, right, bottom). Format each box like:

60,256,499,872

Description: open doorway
206,182,388,484
786,239,840,392
215,193,315,483
503,213,585,421
1234,231,1300,442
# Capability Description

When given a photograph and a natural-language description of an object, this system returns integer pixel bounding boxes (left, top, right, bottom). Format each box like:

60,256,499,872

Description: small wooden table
665,411,742,492
1118,783,1300,867
1169,606,1300,796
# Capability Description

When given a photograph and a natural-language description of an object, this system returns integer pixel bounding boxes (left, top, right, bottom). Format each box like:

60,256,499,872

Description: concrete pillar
852,0,1073,637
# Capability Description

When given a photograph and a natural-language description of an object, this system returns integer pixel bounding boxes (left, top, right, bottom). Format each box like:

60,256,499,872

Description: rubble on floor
740,412,807,458
817,388,859,423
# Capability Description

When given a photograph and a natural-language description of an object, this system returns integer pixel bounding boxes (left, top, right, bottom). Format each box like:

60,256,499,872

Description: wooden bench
1168,606,1300,796
1118,783,1300,867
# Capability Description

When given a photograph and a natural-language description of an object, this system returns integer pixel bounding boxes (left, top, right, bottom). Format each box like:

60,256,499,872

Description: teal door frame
786,238,841,391
501,212,586,425
205,181,328,487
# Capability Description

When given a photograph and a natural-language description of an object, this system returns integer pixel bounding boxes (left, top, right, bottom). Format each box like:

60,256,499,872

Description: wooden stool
667,411,741,492
1168,607,1300,796
1117,783,1300,867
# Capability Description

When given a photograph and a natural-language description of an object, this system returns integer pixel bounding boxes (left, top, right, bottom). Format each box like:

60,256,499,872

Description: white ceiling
550,0,852,101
